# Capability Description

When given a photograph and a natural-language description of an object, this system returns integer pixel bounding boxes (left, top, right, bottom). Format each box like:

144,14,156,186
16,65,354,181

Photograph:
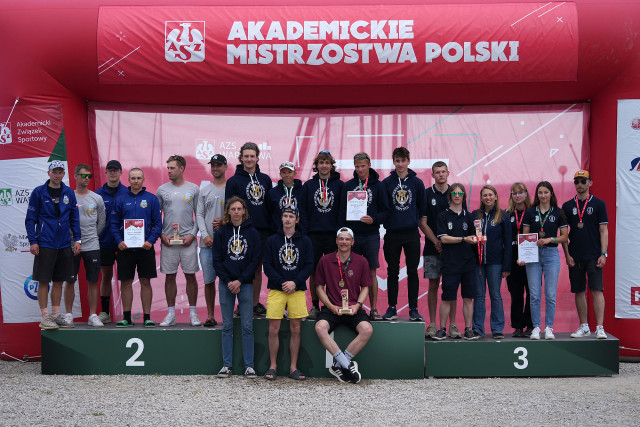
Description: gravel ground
1,360,639,426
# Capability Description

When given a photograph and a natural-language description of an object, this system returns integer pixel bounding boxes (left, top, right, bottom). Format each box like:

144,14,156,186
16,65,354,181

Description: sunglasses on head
574,178,587,185
354,153,370,160
76,173,93,179
451,191,464,196
319,150,330,154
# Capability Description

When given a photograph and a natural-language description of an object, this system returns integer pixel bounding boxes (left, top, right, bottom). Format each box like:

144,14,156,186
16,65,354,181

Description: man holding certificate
110,168,162,327
314,227,373,384
340,152,389,321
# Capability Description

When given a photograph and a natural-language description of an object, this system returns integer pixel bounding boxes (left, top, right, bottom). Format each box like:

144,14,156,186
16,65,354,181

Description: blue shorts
352,233,380,269
198,246,217,284
441,269,477,301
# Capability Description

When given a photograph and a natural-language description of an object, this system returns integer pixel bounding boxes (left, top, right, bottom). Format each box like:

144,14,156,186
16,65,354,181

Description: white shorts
160,243,200,274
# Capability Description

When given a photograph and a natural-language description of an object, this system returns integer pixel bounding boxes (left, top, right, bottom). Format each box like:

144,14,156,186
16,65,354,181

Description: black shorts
69,250,101,283
317,307,371,333
441,268,477,301
116,248,157,281
569,259,604,293
352,233,380,269
100,247,118,267
32,247,73,283
308,231,338,269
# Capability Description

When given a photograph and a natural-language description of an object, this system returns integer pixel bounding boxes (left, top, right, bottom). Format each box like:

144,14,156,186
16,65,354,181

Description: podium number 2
513,346,528,370
126,338,145,367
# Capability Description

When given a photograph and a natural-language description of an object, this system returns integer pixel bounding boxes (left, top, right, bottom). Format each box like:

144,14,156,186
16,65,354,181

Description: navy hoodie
382,169,427,232
471,206,512,271
225,164,273,231
301,171,343,234
267,179,306,233
96,182,128,249
213,218,262,285
340,168,390,236
263,228,314,291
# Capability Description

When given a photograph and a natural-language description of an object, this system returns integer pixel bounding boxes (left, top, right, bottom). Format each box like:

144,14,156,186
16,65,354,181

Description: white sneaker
55,313,74,328
244,367,257,378
596,327,607,339
88,314,104,327
530,326,541,340
544,327,555,340
570,325,591,338
159,312,176,327
190,312,201,326
217,366,232,378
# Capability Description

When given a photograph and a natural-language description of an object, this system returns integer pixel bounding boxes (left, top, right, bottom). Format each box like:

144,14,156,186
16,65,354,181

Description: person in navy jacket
471,185,512,339
25,160,80,330
95,159,128,324
225,142,273,316
381,147,428,321
301,150,343,319
263,205,313,380
267,161,305,233
340,152,389,320
213,196,262,379
110,168,162,328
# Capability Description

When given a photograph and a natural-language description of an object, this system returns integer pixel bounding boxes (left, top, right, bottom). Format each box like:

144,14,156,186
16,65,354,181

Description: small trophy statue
474,220,486,244
338,289,353,314
170,223,183,245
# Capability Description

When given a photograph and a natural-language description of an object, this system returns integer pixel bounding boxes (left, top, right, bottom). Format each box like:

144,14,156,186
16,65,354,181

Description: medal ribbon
574,196,589,225
336,253,351,285
536,207,552,235
514,209,524,232
358,178,368,191
319,178,328,202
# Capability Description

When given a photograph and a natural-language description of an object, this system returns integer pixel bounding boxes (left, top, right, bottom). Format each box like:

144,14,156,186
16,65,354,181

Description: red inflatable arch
1,0,639,360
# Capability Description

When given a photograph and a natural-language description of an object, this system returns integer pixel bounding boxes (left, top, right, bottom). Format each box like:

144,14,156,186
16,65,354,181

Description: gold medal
339,280,345,288
539,231,546,237
577,222,584,229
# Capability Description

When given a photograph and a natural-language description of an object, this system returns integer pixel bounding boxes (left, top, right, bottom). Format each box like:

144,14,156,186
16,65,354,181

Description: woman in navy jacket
213,196,262,378
471,185,512,339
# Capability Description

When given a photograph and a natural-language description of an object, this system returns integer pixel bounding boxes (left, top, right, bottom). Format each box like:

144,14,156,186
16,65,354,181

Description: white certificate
124,219,145,248
346,191,368,221
518,233,539,263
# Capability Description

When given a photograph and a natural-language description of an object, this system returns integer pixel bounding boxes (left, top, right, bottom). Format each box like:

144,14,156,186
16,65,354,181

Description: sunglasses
319,150,330,154
76,173,93,179
354,153,370,160
574,178,587,185
451,191,464,196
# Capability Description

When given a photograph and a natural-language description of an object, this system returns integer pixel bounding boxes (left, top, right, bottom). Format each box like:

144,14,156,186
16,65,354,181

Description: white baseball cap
336,227,354,239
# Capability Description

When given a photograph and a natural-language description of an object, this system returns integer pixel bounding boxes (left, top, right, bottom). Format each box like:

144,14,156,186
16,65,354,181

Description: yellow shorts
266,289,308,319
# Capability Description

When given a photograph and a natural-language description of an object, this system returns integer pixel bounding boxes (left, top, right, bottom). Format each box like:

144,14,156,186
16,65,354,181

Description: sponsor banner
0,104,64,160
615,100,640,318
97,3,578,85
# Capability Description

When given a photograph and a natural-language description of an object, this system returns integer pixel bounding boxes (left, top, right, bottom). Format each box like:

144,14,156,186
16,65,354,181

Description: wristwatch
601,251,607,258
357,301,363,308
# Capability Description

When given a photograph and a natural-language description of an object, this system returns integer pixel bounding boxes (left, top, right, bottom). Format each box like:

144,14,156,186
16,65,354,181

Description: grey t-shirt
157,181,199,237
196,182,226,248
72,191,106,252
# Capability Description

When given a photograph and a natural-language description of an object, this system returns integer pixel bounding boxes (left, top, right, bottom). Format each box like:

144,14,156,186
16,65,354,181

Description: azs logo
165,21,205,63
24,275,42,300
0,122,11,144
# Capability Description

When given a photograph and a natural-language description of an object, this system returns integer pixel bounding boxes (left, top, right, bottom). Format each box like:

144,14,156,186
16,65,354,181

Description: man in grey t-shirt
157,155,201,327
63,163,106,327
196,154,227,327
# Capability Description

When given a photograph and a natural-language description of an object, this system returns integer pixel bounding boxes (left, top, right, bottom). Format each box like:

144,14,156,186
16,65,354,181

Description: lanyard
537,206,552,230
358,178,368,191
574,196,589,225
514,209,524,232
319,178,328,202
336,253,350,285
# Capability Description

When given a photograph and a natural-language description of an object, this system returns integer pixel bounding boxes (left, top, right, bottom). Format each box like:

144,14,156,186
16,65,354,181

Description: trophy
170,223,183,245
338,289,353,314
474,219,486,244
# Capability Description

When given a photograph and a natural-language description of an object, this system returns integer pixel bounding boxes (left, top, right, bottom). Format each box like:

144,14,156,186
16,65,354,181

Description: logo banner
616,100,640,318
97,3,578,85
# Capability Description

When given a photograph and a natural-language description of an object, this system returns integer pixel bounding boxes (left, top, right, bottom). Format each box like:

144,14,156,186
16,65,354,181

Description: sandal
203,318,217,327
144,320,156,328
369,309,382,321
115,319,134,328
288,369,306,381
264,368,277,381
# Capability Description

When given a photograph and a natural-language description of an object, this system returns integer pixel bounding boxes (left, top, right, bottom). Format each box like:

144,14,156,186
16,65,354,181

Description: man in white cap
314,227,373,384
25,160,81,329
268,161,306,233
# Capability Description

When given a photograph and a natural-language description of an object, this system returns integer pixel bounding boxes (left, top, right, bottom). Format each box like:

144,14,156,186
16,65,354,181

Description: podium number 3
126,338,145,367
513,346,528,369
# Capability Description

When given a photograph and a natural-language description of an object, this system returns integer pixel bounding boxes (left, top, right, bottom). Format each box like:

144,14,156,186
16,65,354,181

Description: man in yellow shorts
262,205,313,380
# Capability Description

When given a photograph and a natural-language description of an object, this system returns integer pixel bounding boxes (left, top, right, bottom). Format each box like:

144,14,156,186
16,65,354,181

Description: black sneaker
347,361,361,384
329,363,350,383
253,303,267,317
432,327,447,341
512,328,524,338
464,327,479,340
493,332,505,339
523,326,533,337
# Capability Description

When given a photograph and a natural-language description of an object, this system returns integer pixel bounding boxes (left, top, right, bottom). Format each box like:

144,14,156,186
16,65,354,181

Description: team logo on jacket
549,215,556,222
587,207,593,215
86,204,96,215
447,221,453,230
62,195,69,204
228,236,248,260
572,207,578,215
165,21,205,63
535,215,540,222
278,195,298,211
246,182,265,205
184,193,193,202
279,244,299,271
140,200,148,208
510,216,515,223
462,222,468,231
392,186,411,211
313,187,334,213
431,198,436,206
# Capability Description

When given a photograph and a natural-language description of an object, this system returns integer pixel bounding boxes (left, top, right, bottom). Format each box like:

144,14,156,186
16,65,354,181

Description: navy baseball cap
208,154,227,165
282,204,299,217
106,160,122,170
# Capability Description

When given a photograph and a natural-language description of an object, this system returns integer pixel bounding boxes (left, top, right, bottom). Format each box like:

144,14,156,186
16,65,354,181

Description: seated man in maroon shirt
314,227,373,384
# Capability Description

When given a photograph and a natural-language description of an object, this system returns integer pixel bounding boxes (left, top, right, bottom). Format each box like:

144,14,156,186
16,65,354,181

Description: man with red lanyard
562,170,609,339
314,227,373,384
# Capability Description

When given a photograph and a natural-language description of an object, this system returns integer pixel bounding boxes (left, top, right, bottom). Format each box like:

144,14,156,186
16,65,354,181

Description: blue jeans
473,264,505,335
525,246,560,328
218,282,254,368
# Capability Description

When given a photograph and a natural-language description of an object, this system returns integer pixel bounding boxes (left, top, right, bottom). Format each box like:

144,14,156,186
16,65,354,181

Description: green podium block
425,334,619,377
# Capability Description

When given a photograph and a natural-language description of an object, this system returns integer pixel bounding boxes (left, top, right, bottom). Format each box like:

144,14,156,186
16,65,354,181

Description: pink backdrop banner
88,103,589,330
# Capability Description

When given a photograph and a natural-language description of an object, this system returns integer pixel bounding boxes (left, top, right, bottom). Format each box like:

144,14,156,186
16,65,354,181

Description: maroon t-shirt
315,251,372,306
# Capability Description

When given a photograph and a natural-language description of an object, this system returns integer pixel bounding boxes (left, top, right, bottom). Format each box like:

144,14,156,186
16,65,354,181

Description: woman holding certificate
213,196,262,378
506,183,534,338
520,182,568,340
471,185,512,340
